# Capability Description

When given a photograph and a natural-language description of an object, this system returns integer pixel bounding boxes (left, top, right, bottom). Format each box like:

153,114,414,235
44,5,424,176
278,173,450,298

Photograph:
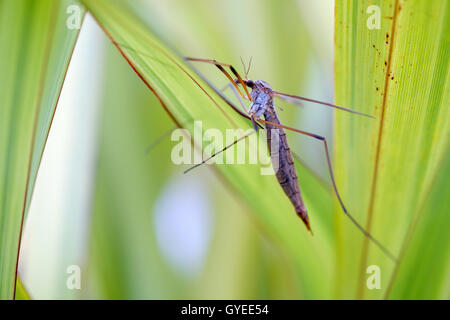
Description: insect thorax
249,80,275,119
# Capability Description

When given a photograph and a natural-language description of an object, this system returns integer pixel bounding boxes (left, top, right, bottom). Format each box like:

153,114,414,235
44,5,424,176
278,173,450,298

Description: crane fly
182,57,396,262
106,38,396,261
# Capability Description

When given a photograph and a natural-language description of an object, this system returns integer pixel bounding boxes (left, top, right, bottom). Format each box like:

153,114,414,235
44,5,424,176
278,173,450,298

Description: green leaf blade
0,0,84,299
335,0,449,299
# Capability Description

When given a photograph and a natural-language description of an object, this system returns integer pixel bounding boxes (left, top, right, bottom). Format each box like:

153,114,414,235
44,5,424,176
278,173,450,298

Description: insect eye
246,80,254,88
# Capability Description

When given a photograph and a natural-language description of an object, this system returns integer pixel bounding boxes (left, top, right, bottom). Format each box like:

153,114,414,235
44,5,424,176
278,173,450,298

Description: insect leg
228,83,249,114
185,57,252,101
145,125,179,154
184,130,255,174
257,119,397,262
273,91,374,118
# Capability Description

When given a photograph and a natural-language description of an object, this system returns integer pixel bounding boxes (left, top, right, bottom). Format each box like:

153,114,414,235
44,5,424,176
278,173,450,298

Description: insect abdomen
264,107,311,231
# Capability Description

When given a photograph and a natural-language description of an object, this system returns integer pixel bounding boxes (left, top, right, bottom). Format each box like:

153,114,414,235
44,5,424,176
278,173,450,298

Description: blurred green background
19,0,336,299
4,0,448,300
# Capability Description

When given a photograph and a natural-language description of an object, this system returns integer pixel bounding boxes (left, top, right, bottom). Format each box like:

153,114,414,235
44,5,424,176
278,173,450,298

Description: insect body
178,57,395,261
248,80,310,231
105,38,396,260
185,57,375,233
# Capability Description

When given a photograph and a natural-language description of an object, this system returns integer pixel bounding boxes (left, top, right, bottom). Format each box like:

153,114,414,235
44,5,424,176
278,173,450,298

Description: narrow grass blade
0,0,84,299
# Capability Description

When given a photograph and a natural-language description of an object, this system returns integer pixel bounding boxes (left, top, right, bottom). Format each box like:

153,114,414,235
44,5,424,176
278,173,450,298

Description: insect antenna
245,56,252,79
240,56,253,80
240,56,247,79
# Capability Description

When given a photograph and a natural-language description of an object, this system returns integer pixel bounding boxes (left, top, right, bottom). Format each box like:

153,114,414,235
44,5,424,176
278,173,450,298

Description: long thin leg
144,122,329,189
273,91,374,118
258,118,397,262
145,125,178,154
184,130,255,174
228,83,249,113
186,57,252,101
